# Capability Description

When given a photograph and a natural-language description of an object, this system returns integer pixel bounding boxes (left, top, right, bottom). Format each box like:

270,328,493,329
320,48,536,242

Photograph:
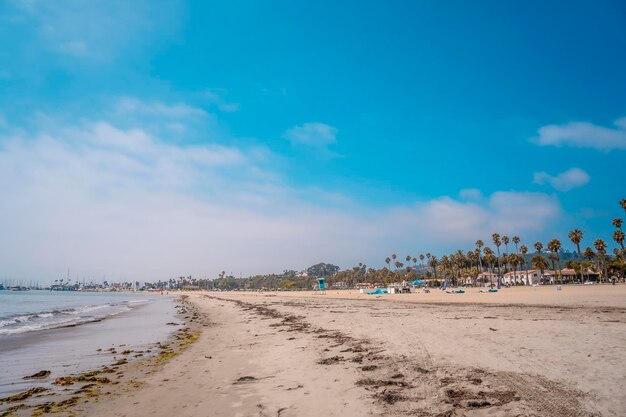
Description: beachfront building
477,272,497,286
502,269,542,285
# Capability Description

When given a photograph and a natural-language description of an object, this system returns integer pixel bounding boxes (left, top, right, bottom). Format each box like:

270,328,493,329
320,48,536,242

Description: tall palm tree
412,257,417,267
385,257,391,270
467,250,478,286
502,235,511,274
520,244,529,285
428,256,439,281
613,218,623,230
532,256,549,283
512,236,520,254
453,250,465,286
440,255,451,284
419,254,425,268
583,246,596,278
492,233,502,287
593,239,608,282
509,253,523,284
568,229,584,283
620,199,626,215
534,241,543,253
475,240,485,274
583,247,595,281
484,247,495,287
547,239,562,284
613,229,625,250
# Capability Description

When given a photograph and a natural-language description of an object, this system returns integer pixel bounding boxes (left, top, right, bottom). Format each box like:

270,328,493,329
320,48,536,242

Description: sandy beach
69,285,626,417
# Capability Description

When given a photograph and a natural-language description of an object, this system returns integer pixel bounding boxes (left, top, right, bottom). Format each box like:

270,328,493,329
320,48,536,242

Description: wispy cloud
533,167,590,192
116,97,209,119
10,0,180,61
283,122,338,148
533,116,626,151
0,101,564,281
202,89,240,113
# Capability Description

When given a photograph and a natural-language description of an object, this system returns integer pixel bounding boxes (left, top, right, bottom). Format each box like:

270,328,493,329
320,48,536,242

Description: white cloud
202,89,240,113
533,168,590,192
387,192,561,247
116,97,208,119
458,188,483,201
283,122,338,148
533,117,626,150
11,0,180,61
0,108,564,282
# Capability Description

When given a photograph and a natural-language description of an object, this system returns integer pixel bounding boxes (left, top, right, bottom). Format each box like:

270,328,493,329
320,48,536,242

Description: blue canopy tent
410,279,427,287
367,288,388,295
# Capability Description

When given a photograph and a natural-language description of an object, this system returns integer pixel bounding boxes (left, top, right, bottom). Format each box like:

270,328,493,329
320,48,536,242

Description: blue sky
0,0,625,281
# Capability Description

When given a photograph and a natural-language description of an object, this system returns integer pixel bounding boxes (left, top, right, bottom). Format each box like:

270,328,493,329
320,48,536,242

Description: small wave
0,302,135,336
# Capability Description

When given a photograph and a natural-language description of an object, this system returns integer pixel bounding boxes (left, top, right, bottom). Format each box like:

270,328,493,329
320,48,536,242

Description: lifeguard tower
316,277,326,293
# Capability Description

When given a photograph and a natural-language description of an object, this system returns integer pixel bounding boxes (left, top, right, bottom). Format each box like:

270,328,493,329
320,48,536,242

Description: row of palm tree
374,199,626,287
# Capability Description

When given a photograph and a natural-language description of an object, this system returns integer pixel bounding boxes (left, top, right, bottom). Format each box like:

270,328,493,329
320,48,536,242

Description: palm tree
613,218,623,230
568,229,584,283
492,233,502,286
512,236,520,254
385,257,391,270
475,240,484,274
547,239,563,284
613,229,625,250
453,250,465,286
412,257,417,267
509,253,524,284
502,235,511,274
419,254,425,268
467,250,478,286
620,199,626,214
520,244,529,284
484,247,495,287
593,239,608,282
440,255,451,284
532,256,549,283
428,256,439,281
582,247,595,281
534,241,543,253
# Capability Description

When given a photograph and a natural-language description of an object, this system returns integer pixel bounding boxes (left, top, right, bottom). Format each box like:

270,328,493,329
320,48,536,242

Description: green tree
568,229,584,283
520,244,529,284
532,256,549,283
492,233,502,284
594,239,608,282
547,239,563,283
613,230,625,251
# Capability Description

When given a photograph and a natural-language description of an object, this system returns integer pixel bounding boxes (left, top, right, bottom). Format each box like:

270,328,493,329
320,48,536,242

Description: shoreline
0,296,203,417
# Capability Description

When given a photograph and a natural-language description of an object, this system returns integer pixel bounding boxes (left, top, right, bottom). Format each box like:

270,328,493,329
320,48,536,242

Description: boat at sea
7,286,30,291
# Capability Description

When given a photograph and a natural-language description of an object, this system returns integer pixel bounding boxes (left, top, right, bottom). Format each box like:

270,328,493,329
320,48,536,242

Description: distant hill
306,263,340,277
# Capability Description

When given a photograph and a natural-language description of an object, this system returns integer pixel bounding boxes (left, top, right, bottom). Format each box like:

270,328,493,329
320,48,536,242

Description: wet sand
79,285,626,416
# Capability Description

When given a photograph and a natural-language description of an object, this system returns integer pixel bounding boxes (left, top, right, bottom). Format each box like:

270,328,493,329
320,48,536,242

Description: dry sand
80,285,626,417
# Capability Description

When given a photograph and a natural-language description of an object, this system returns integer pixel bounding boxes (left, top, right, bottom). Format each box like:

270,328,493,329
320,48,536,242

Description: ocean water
0,290,178,396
